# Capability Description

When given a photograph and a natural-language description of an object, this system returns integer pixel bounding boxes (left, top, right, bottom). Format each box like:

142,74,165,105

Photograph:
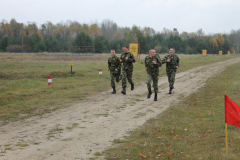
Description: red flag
225,95,240,127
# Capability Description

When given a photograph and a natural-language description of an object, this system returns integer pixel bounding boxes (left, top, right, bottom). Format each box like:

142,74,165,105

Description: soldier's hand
120,60,123,62
125,57,128,60
115,69,118,71
176,66,178,69
167,59,170,62
152,61,156,64
107,68,109,71
145,67,148,71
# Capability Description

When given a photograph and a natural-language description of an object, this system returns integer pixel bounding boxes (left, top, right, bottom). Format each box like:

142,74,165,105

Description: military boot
154,93,157,101
111,87,116,94
131,83,134,91
121,87,126,95
169,87,173,94
147,89,152,99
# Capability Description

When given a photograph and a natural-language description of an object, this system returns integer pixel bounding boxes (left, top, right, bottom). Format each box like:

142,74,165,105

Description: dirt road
1,57,240,160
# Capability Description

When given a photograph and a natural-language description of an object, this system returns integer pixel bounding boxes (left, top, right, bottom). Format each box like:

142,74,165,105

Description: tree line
0,18,239,54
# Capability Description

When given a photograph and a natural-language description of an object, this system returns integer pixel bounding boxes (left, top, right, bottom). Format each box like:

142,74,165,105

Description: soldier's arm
108,58,111,69
177,56,179,67
120,54,124,63
117,58,121,71
127,53,136,63
161,56,167,64
145,57,148,68
156,56,162,67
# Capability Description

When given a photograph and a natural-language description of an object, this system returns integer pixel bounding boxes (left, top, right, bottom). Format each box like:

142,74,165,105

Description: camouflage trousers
146,72,159,93
110,72,120,88
122,69,133,88
167,70,176,89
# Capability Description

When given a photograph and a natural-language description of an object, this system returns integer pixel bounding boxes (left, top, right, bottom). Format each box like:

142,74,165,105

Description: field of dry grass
0,52,238,126
0,52,203,63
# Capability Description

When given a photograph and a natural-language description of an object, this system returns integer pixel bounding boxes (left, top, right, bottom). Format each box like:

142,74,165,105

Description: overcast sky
0,0,239,35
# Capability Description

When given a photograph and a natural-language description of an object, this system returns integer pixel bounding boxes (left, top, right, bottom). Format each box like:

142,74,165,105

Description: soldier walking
120,46,135,95
145,49,162,101
107,49,122,94
162,48,179,94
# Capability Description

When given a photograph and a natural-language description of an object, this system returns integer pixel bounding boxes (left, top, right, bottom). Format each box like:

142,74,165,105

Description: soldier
120,46,135,95
162,48,179,94
107,49,122,94
145,49,162,101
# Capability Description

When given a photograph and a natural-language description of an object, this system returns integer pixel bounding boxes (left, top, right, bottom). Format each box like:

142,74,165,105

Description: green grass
94,152,102,156
66,123,79,130
15,143,29,147
0,54,238,125
102,62,240,159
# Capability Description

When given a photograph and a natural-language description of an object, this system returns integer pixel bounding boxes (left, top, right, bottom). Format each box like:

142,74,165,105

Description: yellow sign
129,43,139,57
234,50,236,54
69,62,74,66
202,50,207,57
227,51,230,55
219,51,222,55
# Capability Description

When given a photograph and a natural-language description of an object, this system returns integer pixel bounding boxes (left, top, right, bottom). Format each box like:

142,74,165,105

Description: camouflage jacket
120,52,135,71
162,54,179,71
108,55,121,74
145,54,162,76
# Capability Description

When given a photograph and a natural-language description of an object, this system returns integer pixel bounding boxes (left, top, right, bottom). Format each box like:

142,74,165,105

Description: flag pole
225,123,228,154
225,95,228,154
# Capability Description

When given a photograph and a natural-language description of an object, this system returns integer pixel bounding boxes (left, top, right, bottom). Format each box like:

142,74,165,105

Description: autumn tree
113,30,121,40
89,24,101,39
209,38,218,54
126,25,141,42
142,27,155,37
101,19,117,41
1,23,14,37
26,22,38,36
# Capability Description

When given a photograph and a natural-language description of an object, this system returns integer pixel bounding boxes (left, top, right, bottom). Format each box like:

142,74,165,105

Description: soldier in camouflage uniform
145,49,162,101
162,48,179,94
107,49,122,94
120,46,135,95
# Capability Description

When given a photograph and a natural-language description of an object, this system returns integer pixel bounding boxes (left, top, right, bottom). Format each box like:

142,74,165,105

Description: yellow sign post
227,51,230,55
234,50,236,54
202,50,207,58
129,43,140,62
219,51,222,55
69,62,74,73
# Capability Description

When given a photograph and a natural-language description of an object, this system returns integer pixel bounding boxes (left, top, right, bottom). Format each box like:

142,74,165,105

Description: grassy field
102,62,240,159
0,53,239,125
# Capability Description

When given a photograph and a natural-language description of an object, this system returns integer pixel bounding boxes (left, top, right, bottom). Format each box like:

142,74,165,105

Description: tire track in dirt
1,57,240,160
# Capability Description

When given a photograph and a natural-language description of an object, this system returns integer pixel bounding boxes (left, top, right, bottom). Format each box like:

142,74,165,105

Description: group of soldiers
107,46,179,101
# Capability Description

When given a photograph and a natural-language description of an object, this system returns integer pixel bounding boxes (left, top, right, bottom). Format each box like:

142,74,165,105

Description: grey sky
0,0,239,35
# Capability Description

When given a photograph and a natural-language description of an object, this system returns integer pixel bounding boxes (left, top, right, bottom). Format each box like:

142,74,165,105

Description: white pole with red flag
225,95,240,154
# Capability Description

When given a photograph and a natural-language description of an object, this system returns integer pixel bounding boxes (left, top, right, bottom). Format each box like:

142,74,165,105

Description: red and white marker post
99,69,102,75
48,75,52,85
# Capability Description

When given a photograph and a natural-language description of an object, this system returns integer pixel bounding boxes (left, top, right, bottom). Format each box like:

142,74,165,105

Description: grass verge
0,54,238,125
102,62,240,159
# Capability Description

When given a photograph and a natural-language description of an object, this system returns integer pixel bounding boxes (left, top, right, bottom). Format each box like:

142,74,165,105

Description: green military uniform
108,55,122,92
145,55,162,93
120,51,135,90
162,54,179,91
